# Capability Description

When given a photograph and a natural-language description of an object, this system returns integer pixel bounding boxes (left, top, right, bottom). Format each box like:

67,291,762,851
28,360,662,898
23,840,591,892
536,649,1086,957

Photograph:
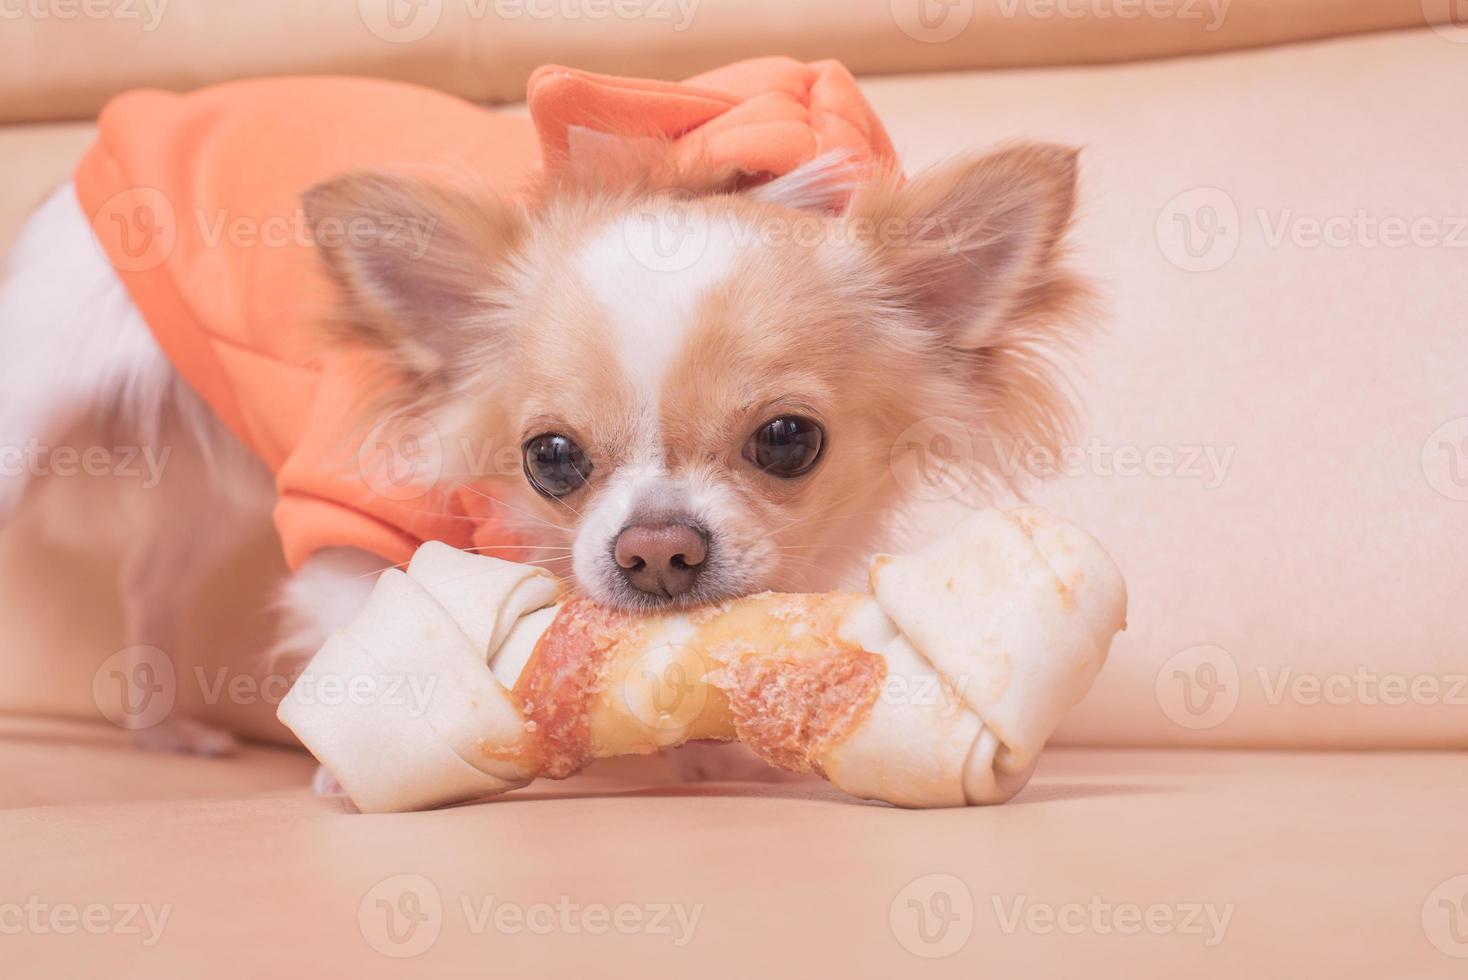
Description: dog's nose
613,523,709,599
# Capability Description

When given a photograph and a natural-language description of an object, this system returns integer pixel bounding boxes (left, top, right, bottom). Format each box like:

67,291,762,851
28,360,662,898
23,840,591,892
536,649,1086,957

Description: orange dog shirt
74,59,898,570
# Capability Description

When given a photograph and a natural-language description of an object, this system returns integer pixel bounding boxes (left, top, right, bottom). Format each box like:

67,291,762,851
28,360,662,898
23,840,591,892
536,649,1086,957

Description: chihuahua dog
0,139,1087,759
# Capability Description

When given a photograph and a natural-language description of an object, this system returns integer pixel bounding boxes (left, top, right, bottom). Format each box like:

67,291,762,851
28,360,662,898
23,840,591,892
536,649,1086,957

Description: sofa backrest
0,0,1450,124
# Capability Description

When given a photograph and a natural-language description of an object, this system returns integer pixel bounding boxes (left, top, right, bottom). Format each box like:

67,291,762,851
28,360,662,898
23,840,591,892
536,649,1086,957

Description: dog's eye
746,416,825,478
523,433,592,498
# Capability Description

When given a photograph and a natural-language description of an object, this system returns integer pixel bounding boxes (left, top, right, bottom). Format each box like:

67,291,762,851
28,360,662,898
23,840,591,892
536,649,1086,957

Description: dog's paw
132,717,238,757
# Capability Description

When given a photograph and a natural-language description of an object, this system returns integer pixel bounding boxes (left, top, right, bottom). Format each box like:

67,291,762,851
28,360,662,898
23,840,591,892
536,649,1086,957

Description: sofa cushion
1,718,1463,978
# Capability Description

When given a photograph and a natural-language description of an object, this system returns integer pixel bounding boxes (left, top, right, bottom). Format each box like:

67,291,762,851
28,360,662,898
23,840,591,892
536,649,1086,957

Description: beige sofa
4,3,1467,976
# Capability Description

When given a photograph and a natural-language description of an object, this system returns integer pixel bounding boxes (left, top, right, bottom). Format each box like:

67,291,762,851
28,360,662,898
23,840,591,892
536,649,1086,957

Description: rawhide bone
278,506,1126,813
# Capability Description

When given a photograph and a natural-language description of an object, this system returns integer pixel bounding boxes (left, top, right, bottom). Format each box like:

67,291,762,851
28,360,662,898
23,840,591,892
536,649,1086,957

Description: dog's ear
848,144,1091,481
846,143,1083,348
302,171,523,378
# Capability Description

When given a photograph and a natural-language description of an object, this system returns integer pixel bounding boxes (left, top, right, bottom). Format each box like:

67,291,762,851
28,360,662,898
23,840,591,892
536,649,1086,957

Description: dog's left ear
846,143,1081,348
302,171,524,379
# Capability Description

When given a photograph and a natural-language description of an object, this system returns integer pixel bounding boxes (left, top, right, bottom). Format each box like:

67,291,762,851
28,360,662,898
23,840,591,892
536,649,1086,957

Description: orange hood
75,59,897,570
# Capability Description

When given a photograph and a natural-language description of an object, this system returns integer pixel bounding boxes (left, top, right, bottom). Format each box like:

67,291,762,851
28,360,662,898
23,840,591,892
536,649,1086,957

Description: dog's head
303,142,1087,609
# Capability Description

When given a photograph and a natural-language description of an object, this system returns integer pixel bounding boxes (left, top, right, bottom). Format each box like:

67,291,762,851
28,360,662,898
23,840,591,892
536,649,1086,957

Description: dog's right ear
844,143,1082,348
302,171,524,379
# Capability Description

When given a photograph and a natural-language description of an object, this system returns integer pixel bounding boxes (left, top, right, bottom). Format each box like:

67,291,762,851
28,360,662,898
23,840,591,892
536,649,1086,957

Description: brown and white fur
0,140,1088,762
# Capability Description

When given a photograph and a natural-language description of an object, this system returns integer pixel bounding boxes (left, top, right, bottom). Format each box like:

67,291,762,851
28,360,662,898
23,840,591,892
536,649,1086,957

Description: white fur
569,451,667,596
1,185,169,518
273,547,387,663
567,207,754,604
0,185,269,514
569,444,782,608
749,152,861,212
574,206,741,395
0,185,368,751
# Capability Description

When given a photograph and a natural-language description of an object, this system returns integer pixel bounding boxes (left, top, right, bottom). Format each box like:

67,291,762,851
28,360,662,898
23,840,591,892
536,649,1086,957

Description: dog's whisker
453,479,589,525
766,506,890,539
449,482,578,532
460,545,574,552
